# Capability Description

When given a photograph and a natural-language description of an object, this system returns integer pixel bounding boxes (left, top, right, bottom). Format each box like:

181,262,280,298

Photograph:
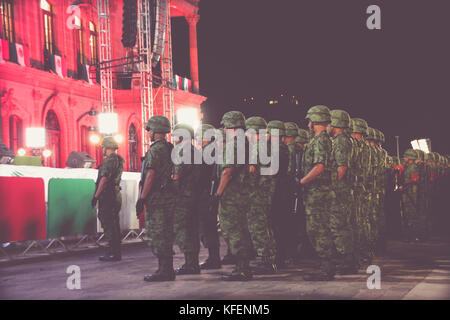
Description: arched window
45,110,61,167
128,124,139,172
9,115,23,154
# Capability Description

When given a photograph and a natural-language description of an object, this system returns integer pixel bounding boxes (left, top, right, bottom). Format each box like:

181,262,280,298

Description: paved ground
1,238,450,300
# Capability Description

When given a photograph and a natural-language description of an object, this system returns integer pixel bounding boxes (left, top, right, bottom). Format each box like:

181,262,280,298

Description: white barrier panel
0,164,141,232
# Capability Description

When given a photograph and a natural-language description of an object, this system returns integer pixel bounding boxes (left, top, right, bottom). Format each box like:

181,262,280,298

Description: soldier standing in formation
109,108,448,283
136,115,176,282
92,136,125,262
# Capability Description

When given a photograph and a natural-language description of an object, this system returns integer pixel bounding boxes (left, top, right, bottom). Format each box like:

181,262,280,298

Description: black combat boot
99,246,121,262
144,257,176,282
221,259,253,281
200,247,222,270
176,253,201,275
252,256,278,275
303,260,335,281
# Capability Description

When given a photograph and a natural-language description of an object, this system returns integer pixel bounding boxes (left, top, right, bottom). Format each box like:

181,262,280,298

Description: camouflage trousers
304,185,336,272
174,194,200,255
198,191,220,250
330,187,355,262
247,178,277,260
401,187,424,240
98,195,122,256
218,186,252,260
358,190,374,262
145,191,176,259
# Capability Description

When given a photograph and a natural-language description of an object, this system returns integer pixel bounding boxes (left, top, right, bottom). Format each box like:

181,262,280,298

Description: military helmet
195,123,215,139
305,105,331,123
101,136,119,149
330,109,351,129
415,149,425,161
220,111,246,129
366,127,376,141
374,129,382,143
297,128,309,144
380,131,385,144
245,116,267,130
404,148,419,160
146,115,171,133
267,120,286,136
284,122,299,137
172,123,194,138
351,118,368,135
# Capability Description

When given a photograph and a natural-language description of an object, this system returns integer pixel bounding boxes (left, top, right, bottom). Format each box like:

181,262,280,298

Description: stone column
186,15,200,94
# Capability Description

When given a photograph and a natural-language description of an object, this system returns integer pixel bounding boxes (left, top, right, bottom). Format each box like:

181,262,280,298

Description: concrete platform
1,239,449,300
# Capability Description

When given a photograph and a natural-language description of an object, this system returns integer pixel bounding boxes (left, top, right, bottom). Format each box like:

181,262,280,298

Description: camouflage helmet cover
403,148,419,160
245,116,267,130
101,136,119,149
284,122,299,137
330,109,351,129
267,120,286,136
351,118,368,135
146,115,171,133
305,105,331,123
221,111,246,129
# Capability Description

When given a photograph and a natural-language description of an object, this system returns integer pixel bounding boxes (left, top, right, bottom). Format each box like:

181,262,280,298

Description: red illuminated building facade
0,0,205,171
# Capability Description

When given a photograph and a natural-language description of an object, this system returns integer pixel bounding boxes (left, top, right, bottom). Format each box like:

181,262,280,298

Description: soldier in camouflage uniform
92,136,125,262
350,118,373,265
414,149,429,241
365,127,378,260
171,123,202,275
328,110,358,274
400,149,422,242
195,124,222,270
301,105,336,281
135,115,176,282
245,116,278,274
212,111,253,281
267,120,290,268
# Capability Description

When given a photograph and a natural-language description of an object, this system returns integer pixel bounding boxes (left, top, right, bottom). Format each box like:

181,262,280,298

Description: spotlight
114,134,123,144
25,127,46,148
17,148,27,156
90,133,101,144
43,149,52,158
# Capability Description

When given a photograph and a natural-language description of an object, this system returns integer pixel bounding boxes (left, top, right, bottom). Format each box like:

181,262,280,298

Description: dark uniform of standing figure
172,123,202,275
283,122,301,264
301,105,336,281
92,136,124,261
196,124,222,270
212,111,253,281
400,149,422,242
245,116,277,274
266,120,290,268
328,110,357,274
135,115,176,282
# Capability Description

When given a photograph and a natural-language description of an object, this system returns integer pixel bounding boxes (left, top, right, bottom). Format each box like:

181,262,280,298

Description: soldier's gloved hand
136,198,145,218
91,196,98,208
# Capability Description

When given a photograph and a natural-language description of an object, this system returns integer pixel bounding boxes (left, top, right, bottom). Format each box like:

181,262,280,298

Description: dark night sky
172,0,449,156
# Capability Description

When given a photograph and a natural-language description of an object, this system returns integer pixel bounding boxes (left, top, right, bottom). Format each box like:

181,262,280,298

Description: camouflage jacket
301,130,332,188
97,152,124,200
331,131,352,191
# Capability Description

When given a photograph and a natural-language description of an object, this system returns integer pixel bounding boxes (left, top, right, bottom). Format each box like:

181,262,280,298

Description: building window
74,17,86,78
128,124,139,172
9,115,23,154
0,0,15,42
45,110,61,168
41,0,54,55
89,21,98,64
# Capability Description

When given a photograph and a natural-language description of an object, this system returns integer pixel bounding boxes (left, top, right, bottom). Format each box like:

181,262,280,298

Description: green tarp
47,178,96,238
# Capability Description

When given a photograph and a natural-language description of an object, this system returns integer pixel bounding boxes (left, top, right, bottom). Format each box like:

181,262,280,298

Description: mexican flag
0,39,10,63
15,43,30,67
50,54,67,78
174,75,180,89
